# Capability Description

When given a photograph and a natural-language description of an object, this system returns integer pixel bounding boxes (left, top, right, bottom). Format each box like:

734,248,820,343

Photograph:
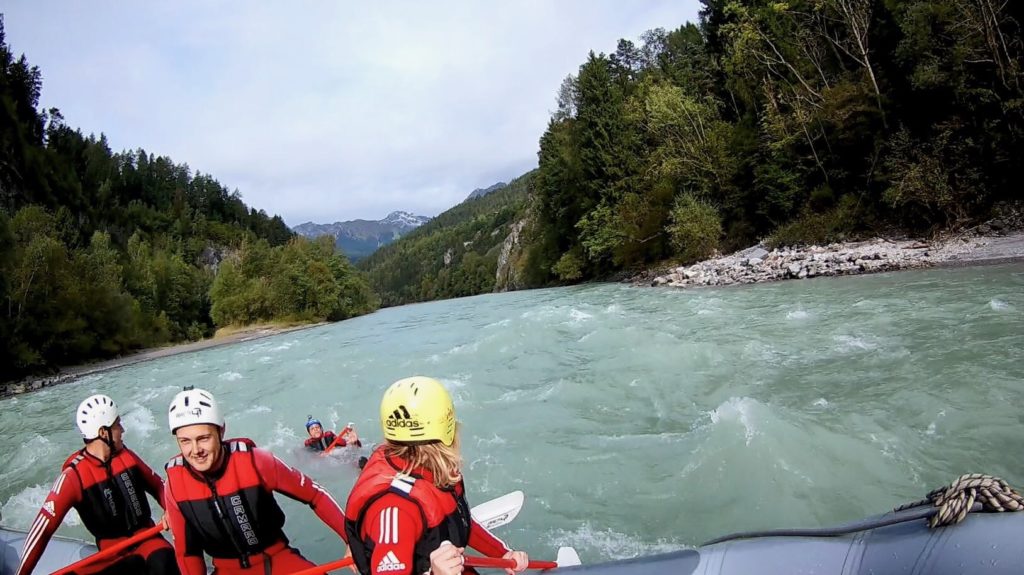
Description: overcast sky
4,2,700,226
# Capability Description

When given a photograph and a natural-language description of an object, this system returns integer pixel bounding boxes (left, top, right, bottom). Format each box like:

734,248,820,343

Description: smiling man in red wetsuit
16,394,178,575
162,387,347,575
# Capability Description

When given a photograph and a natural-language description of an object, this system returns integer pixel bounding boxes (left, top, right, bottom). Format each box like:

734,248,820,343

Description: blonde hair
385,426,462,488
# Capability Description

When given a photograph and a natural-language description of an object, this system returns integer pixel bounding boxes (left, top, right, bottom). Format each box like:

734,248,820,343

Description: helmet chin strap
97,427,117,459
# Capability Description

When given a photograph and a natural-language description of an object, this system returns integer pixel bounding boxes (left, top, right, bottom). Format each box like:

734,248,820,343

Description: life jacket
62,447,156,542
344,447,472,575
305,432,336,452
165,438,287,567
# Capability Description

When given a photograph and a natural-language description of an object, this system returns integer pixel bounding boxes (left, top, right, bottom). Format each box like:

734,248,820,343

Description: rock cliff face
495,219,527,292
198,245,237,273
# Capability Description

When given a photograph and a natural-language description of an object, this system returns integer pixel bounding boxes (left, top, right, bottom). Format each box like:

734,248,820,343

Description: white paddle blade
470,490,525,530
556,547,582,567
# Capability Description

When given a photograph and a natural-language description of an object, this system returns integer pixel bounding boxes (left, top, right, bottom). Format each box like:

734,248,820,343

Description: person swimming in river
304,416,362,452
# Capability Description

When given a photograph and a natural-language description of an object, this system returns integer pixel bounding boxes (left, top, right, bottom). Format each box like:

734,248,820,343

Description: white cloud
3,1,700,225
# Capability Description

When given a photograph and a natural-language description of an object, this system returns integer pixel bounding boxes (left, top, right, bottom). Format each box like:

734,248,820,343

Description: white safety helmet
168,387,224,434
76,394,119,440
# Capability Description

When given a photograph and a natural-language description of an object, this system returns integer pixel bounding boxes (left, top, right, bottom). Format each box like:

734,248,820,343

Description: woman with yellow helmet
343,377,529,575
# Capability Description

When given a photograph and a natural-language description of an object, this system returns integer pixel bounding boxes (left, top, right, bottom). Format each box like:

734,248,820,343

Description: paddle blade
556,547,582,567
471,490,524,530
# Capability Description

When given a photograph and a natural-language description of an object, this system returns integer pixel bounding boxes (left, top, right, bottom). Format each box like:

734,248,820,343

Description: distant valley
295,182,509,261
293,211,430,261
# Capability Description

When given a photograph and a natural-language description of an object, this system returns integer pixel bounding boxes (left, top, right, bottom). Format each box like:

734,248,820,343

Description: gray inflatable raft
3,507,1022,574
561,507,1024,575
0,526,95,575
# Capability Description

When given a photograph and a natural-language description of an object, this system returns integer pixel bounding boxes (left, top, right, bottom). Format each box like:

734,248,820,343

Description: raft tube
560,508,1024,575
3,507,1022,574
0,526,95,574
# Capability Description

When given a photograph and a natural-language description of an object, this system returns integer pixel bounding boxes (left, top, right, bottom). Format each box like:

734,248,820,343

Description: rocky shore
632,229,1024,289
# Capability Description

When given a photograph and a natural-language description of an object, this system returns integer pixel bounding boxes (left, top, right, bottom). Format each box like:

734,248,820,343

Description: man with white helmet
16,394,178,575
163,387,347,575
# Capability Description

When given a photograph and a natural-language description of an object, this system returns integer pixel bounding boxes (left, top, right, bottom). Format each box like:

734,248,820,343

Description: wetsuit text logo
103,488,118,517
121,472,143,518
230,495,259,546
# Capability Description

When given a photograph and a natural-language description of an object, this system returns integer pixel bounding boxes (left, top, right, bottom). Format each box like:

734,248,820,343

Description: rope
894,473,1024,528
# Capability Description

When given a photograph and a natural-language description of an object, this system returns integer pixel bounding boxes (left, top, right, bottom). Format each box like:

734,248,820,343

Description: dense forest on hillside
0,18,375,383
359,174,531,306
362,0,1023,299
522,0,1024,283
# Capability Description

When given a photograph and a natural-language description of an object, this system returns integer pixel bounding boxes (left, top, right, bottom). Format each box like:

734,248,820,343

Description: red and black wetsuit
344,447,511,575
163,438,347,575
16,447,177,575
305,432,362,452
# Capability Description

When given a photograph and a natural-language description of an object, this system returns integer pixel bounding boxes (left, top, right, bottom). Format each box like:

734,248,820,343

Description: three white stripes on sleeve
379,506,399,544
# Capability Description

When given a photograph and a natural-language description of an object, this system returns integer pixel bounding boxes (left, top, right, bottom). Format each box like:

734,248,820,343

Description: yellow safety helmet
380,376,456,446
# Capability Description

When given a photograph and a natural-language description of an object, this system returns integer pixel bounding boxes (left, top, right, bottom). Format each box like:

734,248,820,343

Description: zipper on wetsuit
103,460,133,534
207,479,252,569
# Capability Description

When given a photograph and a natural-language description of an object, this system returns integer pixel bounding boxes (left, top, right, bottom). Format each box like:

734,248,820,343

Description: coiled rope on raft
895,473,1024,528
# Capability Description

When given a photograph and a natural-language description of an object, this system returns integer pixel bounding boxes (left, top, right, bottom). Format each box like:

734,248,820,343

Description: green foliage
208,236,376,327
667,194,723,262
881,127,981,228
641,84,735,198
766,195,862,248
552,247,586,281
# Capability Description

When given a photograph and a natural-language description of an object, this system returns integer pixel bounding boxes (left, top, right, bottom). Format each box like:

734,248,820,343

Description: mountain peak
292,211,431,261
466,182,507,201
382,211,431,229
